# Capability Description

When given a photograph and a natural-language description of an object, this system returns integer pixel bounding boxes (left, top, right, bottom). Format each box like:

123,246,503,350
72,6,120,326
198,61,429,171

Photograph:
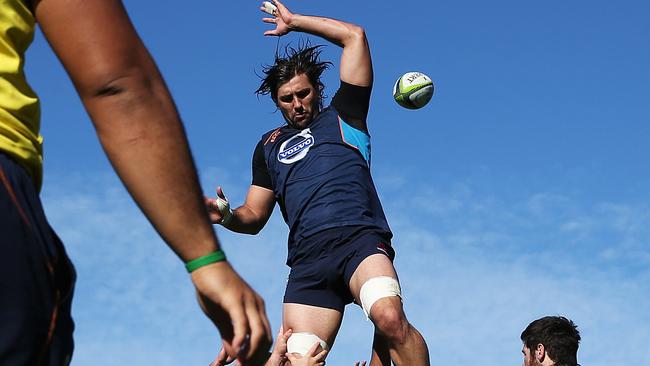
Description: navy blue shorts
0,153,76,365
284,226,395,312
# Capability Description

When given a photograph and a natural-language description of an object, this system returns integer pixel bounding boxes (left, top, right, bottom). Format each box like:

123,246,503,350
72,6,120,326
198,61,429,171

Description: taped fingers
261,1,278,16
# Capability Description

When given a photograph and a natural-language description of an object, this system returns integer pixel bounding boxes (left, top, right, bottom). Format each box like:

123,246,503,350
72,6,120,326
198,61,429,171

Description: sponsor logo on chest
277,128,315,164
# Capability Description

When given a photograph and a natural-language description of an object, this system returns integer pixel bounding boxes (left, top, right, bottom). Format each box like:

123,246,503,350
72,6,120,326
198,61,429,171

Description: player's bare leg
350,254,430,366
369,331,391,366
283,303,343,357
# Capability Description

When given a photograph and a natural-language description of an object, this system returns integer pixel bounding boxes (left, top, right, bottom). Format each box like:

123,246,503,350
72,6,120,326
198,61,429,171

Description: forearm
35,0,219,262
287,13,363,49
225,205,268,235
284,12,372,86
86,72,219,262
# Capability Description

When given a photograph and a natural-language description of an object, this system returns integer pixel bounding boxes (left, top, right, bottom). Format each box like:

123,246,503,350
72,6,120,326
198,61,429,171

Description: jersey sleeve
330,81,372,134
251,139,273,189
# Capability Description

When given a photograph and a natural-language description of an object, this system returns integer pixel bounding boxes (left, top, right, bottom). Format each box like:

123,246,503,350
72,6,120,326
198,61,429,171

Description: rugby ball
393,72,434,109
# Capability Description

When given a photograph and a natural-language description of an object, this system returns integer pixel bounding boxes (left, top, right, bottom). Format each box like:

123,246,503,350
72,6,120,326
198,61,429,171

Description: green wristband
185,250,226,273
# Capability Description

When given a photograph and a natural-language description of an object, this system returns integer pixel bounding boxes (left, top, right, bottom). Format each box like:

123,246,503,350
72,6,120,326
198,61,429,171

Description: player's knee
287,332,329,355
371,301,409,344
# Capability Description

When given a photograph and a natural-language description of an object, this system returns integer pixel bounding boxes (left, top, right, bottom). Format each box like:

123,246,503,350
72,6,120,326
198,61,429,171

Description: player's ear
535,343,546,363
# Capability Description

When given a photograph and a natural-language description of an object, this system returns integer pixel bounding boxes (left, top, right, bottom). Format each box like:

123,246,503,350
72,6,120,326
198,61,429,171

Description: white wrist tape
215,196,233,226
286,332,329,355
359,276,402,319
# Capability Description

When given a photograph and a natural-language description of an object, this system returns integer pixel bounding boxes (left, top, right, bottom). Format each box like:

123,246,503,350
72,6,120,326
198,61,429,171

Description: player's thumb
216,186,227,200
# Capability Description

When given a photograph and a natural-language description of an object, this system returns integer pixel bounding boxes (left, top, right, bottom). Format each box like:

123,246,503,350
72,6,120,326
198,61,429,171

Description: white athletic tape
359,276,402,319
286,332,329,355
262,1,278,16
215,196,233,225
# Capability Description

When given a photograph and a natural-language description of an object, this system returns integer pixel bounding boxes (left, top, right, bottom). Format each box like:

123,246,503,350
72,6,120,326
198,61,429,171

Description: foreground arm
261,0,373,87
34,0,271,362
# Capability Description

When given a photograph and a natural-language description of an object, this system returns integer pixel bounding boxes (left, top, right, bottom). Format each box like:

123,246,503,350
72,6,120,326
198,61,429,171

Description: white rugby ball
393,72,434,109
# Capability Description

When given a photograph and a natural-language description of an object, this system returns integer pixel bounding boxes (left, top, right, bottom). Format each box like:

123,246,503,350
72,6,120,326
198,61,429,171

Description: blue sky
24,0,650,365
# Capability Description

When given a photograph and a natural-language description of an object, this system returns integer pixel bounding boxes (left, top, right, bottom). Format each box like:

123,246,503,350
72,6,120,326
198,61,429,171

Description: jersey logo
265,128,282,145
376,243,390,257
277,129,314,164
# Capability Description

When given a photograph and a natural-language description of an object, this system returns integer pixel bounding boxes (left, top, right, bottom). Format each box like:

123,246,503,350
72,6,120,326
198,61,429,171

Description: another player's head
256,44,332,129
520,316,580,366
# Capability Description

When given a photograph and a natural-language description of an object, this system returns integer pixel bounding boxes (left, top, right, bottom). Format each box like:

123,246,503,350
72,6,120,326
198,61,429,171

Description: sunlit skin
522,345,534,366
276,73,320,129
522,344,548,366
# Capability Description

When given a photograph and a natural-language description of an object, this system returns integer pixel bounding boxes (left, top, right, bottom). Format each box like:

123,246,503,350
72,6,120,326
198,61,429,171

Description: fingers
286,352,300,363
281,328,292,341
216,186,226,199
211,348,235,366
227,301,250,360
314,348,328,361
243,295,273,363
260,1,278,16
304,342,321,357
205,196,217,208
271,0,286,12
273,326,292,356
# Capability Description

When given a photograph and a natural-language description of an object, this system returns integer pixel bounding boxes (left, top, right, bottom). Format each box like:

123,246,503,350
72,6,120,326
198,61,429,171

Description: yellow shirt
0,0,42,188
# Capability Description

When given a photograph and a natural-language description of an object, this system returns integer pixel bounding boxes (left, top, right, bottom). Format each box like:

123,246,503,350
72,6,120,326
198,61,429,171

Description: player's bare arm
261,0,373,87
34,0,271,362
206,185,276,234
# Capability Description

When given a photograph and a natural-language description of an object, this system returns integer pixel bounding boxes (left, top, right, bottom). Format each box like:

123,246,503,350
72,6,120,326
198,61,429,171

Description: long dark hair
255,42,332,110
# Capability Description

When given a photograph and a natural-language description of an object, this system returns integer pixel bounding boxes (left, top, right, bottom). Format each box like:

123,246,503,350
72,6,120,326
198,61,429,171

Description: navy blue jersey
253,81,392,266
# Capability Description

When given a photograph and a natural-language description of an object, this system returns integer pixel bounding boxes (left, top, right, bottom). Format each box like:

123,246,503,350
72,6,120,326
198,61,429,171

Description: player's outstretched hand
286,342,328,366
193,261,272,365
260,0,295,37
205,186,233,225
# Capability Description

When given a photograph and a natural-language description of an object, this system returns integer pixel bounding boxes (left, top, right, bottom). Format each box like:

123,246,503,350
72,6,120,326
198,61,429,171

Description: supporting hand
286,342,328,366
193,261,272,365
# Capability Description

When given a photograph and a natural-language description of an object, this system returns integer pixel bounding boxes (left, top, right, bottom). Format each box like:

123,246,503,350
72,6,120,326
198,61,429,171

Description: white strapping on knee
359,276,402,319
286,332,329,355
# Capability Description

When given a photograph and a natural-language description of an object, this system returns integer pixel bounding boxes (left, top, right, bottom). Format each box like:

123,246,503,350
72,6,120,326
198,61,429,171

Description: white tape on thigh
359,276,402,319
286,332,329,355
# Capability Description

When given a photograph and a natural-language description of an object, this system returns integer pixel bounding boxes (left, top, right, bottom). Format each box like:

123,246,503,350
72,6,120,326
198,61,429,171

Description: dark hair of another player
255,42,332,110
521,316,581,366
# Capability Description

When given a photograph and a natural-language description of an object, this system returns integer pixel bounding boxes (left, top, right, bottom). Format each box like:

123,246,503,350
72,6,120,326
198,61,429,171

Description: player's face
276,73,319,129
522,345,540,366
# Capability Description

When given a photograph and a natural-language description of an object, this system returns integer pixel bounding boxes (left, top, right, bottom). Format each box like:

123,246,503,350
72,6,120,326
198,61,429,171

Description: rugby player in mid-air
206,1,430,365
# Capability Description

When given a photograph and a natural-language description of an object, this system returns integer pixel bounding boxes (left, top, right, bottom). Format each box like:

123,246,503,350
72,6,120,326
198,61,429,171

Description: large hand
286,342,328,366
260,0,294,37
193,261,272,365
205,186,233,225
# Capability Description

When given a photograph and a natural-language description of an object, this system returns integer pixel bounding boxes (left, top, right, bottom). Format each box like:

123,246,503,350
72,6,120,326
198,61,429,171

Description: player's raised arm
34,0,271,362
260,0,373,87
